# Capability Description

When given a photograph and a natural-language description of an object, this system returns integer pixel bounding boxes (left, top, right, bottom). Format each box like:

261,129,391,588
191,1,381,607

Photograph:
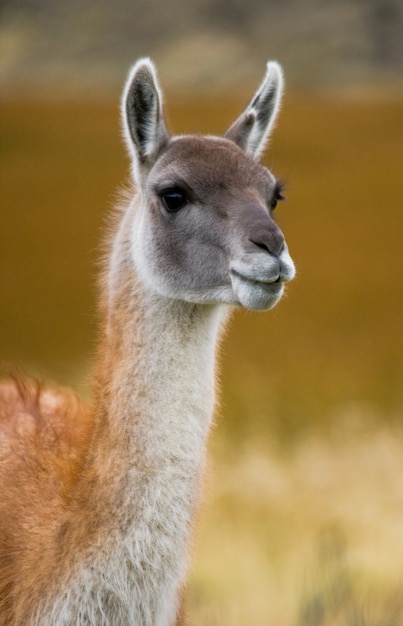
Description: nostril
250,238,284,257
251,240,270,253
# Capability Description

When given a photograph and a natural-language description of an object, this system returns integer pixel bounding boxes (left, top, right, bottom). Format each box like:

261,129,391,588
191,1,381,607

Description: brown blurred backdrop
1,2,403,624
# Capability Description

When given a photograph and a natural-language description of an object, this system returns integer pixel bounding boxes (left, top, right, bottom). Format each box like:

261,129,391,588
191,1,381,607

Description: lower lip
231,272,284,310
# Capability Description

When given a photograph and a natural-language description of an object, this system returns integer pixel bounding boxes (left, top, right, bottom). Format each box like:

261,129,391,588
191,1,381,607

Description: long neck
94,281,224,482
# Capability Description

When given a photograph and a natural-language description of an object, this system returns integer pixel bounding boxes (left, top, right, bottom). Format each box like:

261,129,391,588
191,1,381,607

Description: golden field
1,93,402,624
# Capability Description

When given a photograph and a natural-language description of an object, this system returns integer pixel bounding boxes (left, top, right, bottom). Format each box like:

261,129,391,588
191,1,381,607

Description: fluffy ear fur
225,61,284,159
121,58,169,179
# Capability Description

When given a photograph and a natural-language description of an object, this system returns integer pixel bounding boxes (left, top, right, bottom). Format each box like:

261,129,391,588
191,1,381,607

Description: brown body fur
0,375,94,621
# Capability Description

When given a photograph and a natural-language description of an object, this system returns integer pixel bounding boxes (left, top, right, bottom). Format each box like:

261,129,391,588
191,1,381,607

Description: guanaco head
121,58,295,311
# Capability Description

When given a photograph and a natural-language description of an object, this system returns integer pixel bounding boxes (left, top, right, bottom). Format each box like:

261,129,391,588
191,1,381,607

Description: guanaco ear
225,61,284,160
121,58,169,178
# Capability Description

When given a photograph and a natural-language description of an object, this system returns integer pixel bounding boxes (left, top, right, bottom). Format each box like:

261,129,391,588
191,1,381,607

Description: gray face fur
122,58,295,311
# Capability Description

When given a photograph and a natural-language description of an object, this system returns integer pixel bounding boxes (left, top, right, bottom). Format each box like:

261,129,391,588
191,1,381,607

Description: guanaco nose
249,218,285,257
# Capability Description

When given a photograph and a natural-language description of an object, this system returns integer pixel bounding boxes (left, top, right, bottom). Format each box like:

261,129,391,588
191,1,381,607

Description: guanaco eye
159,187,188,213
270,182,285,211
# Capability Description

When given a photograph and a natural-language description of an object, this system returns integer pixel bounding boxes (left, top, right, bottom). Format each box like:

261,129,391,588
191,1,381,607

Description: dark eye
270,182,285,211
159,187,188,213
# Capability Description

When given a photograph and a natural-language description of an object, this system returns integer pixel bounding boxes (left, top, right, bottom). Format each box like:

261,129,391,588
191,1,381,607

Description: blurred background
1,1,403,624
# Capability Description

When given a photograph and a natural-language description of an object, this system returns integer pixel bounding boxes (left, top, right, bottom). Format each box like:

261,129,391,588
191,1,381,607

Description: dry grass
1,92,402,624
189,409,403,624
